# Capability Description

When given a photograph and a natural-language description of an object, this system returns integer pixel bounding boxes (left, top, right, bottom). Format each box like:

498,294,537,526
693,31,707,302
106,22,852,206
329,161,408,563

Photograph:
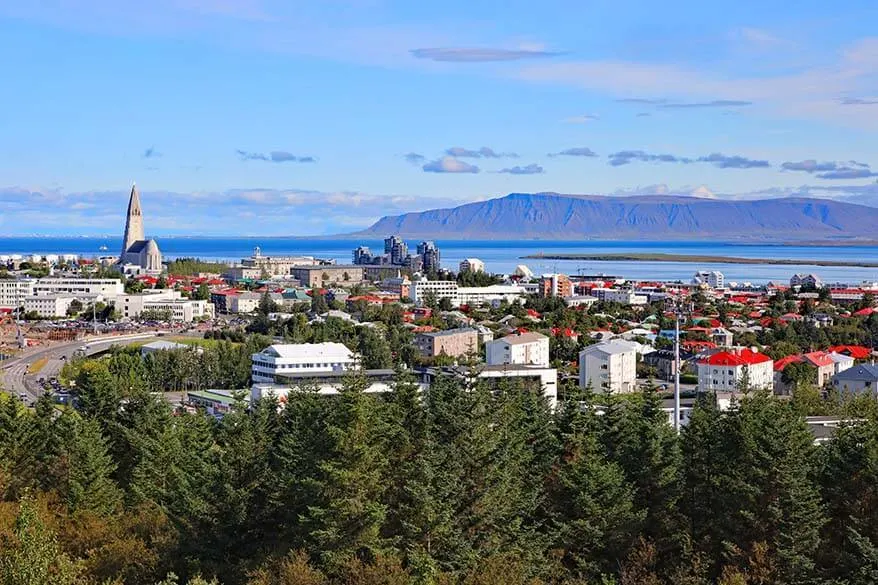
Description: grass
169,336,240,348
27,357,48,374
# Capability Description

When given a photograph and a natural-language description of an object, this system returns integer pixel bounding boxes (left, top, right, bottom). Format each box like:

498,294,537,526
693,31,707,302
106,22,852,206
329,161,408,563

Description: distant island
521,252,878,268
354,192,878,241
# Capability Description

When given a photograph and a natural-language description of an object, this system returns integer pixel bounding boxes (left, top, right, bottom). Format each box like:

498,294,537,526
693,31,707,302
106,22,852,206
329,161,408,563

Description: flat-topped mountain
355,192,878,240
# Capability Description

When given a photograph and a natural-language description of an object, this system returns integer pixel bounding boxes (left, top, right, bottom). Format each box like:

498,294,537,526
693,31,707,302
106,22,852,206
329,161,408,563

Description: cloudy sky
2,0,878,235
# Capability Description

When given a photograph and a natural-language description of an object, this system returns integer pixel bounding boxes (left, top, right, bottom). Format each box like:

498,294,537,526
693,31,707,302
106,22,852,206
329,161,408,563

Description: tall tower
121,183,145,256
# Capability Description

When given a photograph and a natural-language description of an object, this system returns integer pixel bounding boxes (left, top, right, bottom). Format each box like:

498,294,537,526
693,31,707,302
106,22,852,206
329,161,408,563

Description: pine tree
601,389,682,567
305,370,389,573
269,384,330,551
61,415,123,516
548,386,642,581
817,419,878,579
75,360,121,428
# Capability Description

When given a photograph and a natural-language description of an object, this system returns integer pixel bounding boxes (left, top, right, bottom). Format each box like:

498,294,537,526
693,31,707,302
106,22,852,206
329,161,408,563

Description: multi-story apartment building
415,327,478,358
540,273,573,298
0,279,35,310
590,288,649,305
417,241,441,272
485,331,550,368
697,348,774,393
251,342,358,384
579,339,638,393
458,258,485,274
384,236,409,265
457,285,527,307
693,270,725,289
409,278,459,306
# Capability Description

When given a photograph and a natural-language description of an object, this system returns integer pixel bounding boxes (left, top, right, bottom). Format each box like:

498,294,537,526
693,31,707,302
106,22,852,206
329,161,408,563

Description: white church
117,183,163,275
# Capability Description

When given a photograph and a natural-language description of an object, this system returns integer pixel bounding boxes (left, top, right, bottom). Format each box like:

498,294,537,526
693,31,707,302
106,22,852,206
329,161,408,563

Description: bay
2,237,878,285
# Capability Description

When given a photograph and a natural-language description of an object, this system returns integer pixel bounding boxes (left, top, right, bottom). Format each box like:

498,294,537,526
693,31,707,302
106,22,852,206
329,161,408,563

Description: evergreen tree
304,371,389,573
601,390,682,567
60,415,123,516
548,384,642,580
75,360,121,428
818,419,878,579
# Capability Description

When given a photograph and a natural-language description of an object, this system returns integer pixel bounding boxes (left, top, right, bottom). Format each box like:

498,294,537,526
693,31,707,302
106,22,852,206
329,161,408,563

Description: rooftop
257,342,356,360
499,331,548,345
700,348,772,366
833,364,878,382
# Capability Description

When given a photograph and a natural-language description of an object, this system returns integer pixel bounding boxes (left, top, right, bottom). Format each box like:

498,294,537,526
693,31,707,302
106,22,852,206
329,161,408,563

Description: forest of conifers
4,361,878,585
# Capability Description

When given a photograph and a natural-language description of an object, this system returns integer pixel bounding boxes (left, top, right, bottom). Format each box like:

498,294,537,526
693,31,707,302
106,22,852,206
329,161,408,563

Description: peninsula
520,252,878,268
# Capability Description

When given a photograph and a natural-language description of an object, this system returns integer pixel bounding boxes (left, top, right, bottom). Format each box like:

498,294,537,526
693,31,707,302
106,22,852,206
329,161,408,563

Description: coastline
520,252,878,268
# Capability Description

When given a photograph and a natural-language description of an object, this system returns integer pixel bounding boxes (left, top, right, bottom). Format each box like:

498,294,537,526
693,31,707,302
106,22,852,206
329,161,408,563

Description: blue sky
1,0,878,235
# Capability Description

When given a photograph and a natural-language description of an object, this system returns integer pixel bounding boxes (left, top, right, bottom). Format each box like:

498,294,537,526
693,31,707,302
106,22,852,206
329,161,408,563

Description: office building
251,342,358,384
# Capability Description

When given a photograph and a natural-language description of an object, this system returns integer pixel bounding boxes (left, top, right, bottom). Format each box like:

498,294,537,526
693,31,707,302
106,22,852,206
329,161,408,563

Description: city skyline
2,0,878,235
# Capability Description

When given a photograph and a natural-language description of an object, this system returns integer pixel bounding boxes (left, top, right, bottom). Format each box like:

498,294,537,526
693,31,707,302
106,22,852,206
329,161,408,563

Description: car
18,392,28,400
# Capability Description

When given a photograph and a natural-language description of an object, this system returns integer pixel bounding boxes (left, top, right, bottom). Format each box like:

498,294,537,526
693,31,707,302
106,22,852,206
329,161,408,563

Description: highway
0,333,166,405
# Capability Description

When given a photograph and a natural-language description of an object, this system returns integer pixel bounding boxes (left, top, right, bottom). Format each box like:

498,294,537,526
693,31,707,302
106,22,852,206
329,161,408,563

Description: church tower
121,182,145,257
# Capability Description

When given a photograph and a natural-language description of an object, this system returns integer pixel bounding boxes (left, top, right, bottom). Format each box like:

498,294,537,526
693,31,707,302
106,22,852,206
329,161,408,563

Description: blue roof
834,364,878,382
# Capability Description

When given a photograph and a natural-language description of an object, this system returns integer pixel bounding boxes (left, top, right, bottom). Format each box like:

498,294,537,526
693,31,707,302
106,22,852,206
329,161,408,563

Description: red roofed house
773,351,836,394
854,307,876,317
829,345,873,360
697,347,774,393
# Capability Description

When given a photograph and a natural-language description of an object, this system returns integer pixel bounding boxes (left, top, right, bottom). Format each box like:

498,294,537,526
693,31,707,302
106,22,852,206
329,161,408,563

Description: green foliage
0,493,84,585
168,258,229,276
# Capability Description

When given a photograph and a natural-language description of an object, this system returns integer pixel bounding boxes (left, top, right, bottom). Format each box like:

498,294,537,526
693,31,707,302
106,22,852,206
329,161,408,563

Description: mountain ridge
352,192,878,241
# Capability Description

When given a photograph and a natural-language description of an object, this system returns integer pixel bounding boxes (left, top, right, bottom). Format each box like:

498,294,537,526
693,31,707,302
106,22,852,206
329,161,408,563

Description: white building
459,258,485,274
693,271,725,289
33,278,124,298
24,295,78,318
566,295,599,309
790,273,822,288
697,348,774,393
251,342,359,384
485,331,550,368
115,290,212,322
578,339,638,393
457,285,527,307
0,279,35,310
409,277,459,306
591,288,649,305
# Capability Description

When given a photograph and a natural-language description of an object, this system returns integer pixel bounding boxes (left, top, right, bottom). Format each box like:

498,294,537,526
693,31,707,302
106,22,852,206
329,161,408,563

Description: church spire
121,182,145,257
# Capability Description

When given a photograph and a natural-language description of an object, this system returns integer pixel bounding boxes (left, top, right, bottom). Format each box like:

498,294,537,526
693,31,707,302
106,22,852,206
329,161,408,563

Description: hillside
355,192,878,240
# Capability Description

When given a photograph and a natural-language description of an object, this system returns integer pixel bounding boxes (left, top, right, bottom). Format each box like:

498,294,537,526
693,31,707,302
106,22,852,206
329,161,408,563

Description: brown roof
501,332,548,345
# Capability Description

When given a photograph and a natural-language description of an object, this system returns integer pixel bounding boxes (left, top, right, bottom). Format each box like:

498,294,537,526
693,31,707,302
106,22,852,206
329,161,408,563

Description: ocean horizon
3,236,878,285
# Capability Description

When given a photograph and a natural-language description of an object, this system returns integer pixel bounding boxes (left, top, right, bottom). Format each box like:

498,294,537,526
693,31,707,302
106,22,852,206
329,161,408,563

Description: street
1,333,169,405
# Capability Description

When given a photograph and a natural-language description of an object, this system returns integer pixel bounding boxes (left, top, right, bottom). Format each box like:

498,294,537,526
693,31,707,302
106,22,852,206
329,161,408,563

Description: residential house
697,348,774,393
579,339,638,393
831,364,878,396
711,327,734,348
642,348,694,382
485,331,550,368
414,327,478,359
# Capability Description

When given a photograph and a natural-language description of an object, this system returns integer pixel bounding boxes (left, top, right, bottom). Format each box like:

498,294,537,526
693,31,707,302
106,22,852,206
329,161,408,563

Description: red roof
683,340,717,351
749,311,763,318
780,313,803,321
526,309,541,318
854,307,876,316
774,354,803,372
828,345,872,360
803,351,834,368
551,327,579,338
700,348,771,366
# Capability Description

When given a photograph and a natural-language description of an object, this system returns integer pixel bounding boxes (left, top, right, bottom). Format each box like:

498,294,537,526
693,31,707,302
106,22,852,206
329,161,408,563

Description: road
0,333,167,405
